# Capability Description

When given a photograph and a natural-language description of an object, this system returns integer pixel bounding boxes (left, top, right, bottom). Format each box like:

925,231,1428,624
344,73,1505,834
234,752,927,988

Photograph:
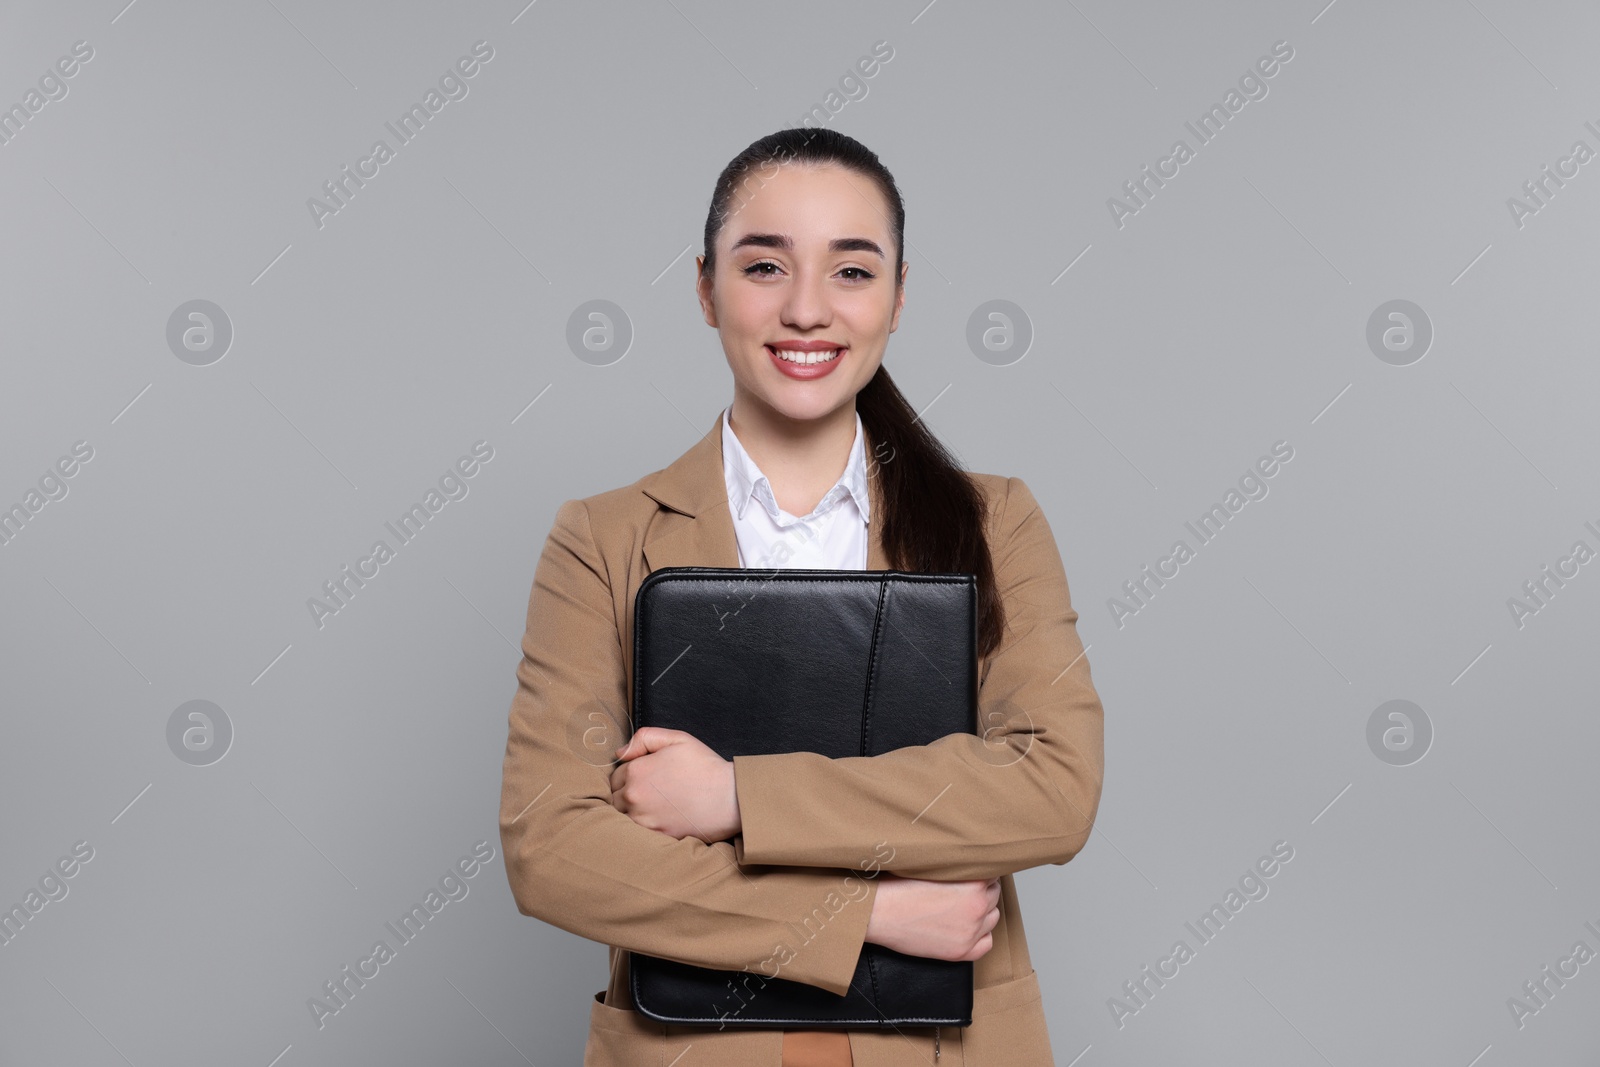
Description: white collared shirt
720,405,871,571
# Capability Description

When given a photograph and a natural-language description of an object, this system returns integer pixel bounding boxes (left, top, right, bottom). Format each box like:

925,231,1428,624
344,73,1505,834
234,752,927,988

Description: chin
756,392,847,424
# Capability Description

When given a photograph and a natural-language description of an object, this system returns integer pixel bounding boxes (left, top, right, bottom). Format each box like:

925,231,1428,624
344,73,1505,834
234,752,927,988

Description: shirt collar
721,405,871,526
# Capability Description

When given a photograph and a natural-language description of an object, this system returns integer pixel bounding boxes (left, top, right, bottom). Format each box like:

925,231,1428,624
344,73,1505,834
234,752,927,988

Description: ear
696,256,718,328
888,261,908,333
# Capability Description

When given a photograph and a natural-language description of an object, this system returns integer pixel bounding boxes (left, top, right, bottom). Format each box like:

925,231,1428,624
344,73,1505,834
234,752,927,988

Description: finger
609,763,627,793
614,730,643,760
615,727,684,760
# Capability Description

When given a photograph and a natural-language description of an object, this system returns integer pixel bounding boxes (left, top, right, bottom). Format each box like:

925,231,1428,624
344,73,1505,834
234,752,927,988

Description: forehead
720,162,891,251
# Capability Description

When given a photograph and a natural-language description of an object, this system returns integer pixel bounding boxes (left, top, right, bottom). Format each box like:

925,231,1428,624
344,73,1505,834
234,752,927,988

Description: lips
766,343,846,380
766,344,844,365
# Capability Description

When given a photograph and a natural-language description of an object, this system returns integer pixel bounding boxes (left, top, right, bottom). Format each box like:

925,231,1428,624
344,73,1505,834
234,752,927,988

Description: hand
609,727,741,844
864,873,1001,962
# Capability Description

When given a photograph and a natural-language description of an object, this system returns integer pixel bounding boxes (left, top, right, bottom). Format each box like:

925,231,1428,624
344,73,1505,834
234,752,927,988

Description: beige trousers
781,1029,853,1066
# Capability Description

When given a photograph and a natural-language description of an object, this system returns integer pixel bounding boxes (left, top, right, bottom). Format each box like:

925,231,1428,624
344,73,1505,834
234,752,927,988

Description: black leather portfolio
625,566,979,1029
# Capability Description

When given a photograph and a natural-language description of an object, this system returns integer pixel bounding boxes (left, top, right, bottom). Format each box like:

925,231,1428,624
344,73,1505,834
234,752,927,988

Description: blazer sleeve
499,499,877,998
731,476,1105,881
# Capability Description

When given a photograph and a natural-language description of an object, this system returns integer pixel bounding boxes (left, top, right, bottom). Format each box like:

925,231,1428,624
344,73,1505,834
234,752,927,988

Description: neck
727,395,861,517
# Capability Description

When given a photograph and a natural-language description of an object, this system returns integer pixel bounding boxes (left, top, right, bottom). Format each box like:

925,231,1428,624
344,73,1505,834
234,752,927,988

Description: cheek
722,291,776,333
842,303,891,339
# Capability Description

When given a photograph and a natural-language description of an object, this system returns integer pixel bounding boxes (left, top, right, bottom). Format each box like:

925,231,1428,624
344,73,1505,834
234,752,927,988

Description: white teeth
771,347,843,365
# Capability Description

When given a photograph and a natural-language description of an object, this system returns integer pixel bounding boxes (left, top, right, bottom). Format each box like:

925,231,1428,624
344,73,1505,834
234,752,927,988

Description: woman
499,128,1105,1066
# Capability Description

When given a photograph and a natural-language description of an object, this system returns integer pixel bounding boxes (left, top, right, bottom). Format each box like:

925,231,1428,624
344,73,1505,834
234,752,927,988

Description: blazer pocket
583,989,660,1067
961,969,1054,1066
583,989,786,1067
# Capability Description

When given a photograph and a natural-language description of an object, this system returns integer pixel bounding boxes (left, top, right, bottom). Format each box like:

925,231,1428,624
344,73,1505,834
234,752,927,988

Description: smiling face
696,161,907,426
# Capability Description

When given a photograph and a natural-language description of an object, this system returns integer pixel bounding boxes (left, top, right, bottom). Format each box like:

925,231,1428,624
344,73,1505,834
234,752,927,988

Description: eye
740,261,876,281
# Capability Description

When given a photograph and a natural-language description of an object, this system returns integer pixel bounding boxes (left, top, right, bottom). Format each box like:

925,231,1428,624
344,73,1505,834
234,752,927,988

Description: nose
780,266,831,331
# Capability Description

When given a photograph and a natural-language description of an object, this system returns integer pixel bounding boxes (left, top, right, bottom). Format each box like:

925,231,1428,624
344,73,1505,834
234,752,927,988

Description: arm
731,476,1105,881
499,499,876,996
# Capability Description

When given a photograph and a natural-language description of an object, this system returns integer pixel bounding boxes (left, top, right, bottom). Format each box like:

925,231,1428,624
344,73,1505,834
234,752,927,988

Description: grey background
2,0,1597,1063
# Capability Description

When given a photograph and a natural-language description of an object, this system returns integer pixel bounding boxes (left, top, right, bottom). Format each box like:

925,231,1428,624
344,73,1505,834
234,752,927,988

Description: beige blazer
498,410,1105,1066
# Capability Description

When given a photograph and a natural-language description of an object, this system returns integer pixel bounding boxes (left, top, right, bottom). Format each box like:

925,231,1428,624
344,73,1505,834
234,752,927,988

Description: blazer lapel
639,409,890,573
639,412,739,572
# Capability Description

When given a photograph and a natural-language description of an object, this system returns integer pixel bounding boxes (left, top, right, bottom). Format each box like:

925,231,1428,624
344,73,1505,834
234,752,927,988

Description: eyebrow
728,232,886,259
